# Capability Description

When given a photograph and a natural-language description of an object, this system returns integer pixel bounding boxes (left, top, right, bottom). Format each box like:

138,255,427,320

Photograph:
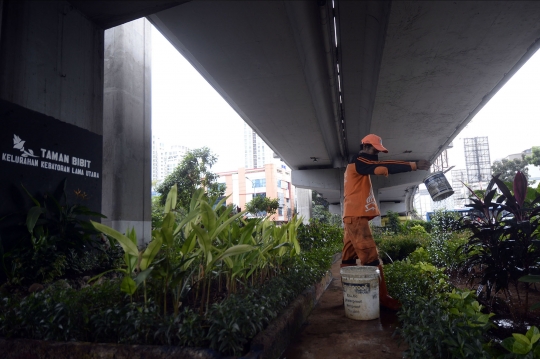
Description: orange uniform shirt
343,152,417,219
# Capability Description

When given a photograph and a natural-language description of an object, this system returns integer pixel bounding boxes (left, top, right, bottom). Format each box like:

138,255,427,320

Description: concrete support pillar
295,188,312,224
102,19,152,244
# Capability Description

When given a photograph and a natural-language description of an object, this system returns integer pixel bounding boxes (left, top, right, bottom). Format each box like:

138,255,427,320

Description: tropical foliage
0,185,341,356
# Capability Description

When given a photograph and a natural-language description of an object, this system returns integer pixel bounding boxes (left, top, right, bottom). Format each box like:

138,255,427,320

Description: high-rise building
244,123,274,169
151,135,189,185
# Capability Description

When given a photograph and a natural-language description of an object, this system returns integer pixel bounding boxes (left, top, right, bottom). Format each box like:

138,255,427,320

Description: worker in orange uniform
341,134,431,310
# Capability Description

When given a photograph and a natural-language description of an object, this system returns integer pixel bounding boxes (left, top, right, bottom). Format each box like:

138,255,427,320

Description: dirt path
280,261,406,359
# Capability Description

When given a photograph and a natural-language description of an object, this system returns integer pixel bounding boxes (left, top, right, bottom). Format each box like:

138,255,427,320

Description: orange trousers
342,217,379,265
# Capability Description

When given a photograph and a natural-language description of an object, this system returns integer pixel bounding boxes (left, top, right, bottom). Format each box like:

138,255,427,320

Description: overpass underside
2,1,540,231
148,0,540,216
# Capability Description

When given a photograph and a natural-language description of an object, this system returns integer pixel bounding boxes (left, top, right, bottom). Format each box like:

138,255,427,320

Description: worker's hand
416,160,431,170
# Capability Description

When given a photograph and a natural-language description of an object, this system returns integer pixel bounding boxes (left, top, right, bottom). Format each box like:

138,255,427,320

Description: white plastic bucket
340,266,380,320
423,171,454,201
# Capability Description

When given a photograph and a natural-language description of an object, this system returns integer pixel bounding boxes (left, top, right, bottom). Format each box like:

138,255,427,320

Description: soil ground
280,260,405,359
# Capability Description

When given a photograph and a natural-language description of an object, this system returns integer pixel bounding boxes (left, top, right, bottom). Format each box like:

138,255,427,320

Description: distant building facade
244,123,274,168
217,163,295,222
151,135,189,184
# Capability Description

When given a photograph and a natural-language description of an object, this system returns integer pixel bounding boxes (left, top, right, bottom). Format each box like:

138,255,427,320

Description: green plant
398,289,494,359
384,260,452,306
459,172,540,315
408,247,431,264
375,233,427,263
156,147,225,210
297,219,342,252
518,274,540,311
245,196,279,217
499,326,540,358
1,180,105,284
386,210,402,234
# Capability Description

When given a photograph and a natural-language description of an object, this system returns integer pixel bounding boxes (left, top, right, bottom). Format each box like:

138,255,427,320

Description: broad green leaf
190,225,211,256
215,244,255,263
88,269,125,283
164,184,177,213
501,337,515,353
211,211,246,239
519,275,540,283
173,207,200,236
91,221,139,257
152,229,163,243
120,276,137,295
21,184,40,207
180,231,198,257
26,206,44,234
514,333,531,345
189,188,205,212
200,201,217,235
527,326,540,344
140,237,162,271
534,344,540,357
134,267,154,286
161,212,175,246
512,339,532,355
126,227,138,246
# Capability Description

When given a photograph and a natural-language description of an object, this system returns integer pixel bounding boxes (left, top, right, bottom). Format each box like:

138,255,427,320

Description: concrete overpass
1,1,540,239
147,1,540,216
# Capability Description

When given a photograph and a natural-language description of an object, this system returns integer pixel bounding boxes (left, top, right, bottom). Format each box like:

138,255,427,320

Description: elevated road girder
145,0,540,213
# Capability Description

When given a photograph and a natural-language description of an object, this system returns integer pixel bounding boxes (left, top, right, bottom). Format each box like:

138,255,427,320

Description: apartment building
243,123,274,169
217,163,295,222
151,135,190,185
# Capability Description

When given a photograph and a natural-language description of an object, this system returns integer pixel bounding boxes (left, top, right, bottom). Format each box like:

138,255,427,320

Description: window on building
252,179,266,188
254,192,266,198
278,208,283,216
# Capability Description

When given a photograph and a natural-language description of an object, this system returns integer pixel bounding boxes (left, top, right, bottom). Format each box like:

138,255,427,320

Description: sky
445,50,540,171
151,24,540,175
151,26,245,173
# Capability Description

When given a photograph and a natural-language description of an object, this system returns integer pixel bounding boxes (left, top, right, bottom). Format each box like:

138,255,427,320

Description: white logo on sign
13,134,38,158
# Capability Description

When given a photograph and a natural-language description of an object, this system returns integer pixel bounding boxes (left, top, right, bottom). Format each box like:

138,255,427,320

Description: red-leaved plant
460,172,540,320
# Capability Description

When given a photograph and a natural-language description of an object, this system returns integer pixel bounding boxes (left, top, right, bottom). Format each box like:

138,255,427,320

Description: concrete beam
68,1,188,29
371,170,427,192
292,168,343,205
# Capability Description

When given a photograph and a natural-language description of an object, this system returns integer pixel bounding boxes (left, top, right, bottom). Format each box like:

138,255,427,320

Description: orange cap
361,134,388,153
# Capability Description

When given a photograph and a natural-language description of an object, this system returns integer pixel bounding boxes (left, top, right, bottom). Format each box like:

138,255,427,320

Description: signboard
0,100,102,217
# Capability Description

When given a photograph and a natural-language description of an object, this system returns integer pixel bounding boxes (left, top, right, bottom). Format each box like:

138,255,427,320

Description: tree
491,156,530,183
311,191,341,225
245,195,279,217
525,146,540,167
156,147,225,210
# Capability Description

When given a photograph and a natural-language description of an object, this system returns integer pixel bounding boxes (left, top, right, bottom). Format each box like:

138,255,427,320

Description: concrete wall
102,19,152,244
0,0,103,134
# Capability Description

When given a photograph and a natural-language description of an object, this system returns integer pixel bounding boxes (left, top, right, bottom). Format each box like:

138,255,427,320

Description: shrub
375,234,428,263
408,247,431,264
427,231,470,271
386,211,402,234
384,260,452,306
0,239,337,357
297,219,342,253
398,289,494,359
